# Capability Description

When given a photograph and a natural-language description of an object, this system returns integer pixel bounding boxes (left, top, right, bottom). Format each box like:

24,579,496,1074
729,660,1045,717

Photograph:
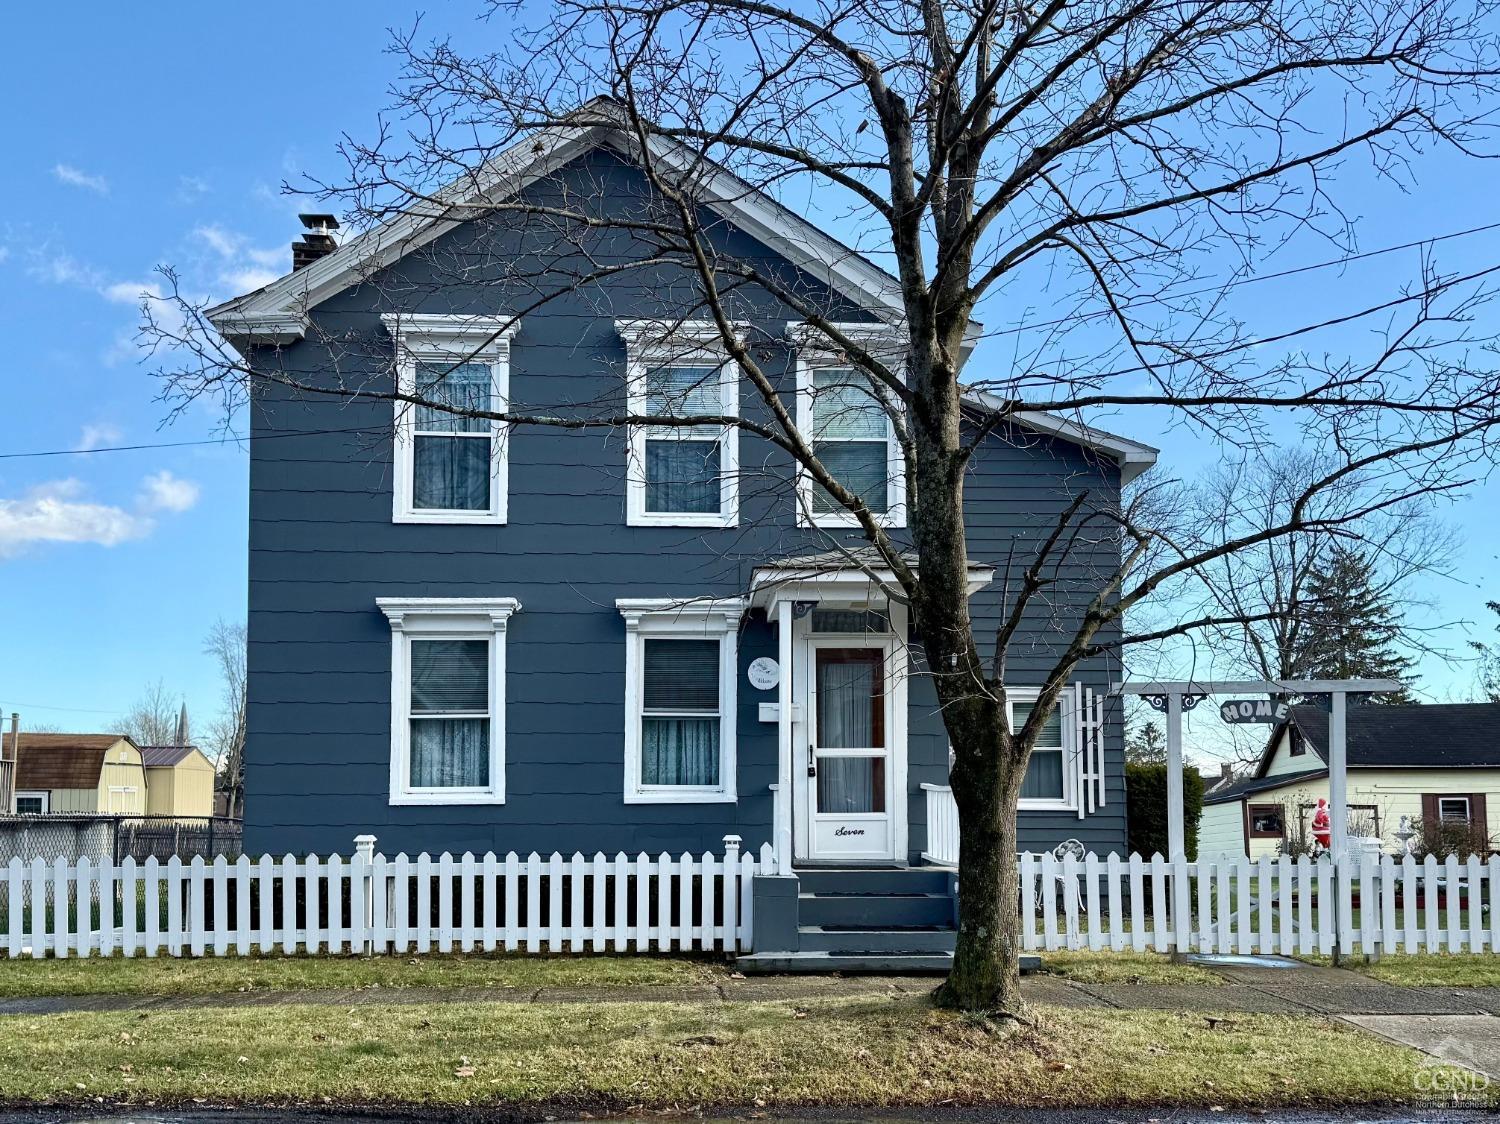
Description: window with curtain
809,368,890,514
412,361,494,511
409,638,491,789
640,637,722,787
1012,698,1066,802
641,365,725,515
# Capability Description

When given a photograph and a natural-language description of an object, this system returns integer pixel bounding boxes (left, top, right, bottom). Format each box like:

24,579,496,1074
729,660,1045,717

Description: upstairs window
618,598,741,803
619,321,740,527
790,323,906,527
384,314,519,525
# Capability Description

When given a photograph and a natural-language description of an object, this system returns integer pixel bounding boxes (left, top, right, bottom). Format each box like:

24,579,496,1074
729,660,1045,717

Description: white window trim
618,320,741,528
383,314,520,525
378,596,521,806
1439,795,1472,823
1006,687,1077,812
618,597,742,804
788,321,907,529
14,790,49,814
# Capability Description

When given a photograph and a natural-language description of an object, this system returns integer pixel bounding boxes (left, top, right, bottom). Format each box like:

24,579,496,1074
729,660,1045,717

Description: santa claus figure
1311,798,1332,850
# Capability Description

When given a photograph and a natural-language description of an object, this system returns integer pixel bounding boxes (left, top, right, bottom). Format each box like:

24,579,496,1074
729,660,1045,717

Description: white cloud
176,175,210,203
0,246,10,264
0,472,200,558
0,479,150,556
53,163,109,194
27,251,104,289
193,224,286,295
101,279,164,306
138,470,200,513
76,423,124,451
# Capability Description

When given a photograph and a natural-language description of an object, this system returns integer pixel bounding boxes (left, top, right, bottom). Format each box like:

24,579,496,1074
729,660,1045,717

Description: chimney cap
299,213,340,231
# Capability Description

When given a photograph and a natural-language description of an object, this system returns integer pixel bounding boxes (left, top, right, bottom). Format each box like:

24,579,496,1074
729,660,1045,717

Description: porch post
1165,691,1185,860
776,597,794,875
1328,690,1348,861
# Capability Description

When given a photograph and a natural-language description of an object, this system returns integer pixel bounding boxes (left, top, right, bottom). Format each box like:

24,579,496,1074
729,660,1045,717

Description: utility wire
4,221,1499,462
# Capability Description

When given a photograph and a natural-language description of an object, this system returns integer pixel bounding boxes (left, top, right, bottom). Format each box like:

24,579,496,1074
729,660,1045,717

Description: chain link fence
0,815,243,865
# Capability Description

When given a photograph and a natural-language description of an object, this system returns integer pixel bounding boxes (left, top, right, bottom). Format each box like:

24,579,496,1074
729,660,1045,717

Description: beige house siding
1202,768,1500,859
47,787,105,813
1262,727,1320,777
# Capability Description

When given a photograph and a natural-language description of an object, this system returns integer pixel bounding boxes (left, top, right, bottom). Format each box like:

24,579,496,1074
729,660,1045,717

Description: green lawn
1304,953,1500,987
0,996,1441,1112
0,953,718,997
1039,952,1223,986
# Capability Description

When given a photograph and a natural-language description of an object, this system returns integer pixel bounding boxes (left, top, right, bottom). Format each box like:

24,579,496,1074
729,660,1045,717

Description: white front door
793,630,902,863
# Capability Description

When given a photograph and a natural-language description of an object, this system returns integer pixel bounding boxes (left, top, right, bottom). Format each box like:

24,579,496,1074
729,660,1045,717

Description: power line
3,221,1498,463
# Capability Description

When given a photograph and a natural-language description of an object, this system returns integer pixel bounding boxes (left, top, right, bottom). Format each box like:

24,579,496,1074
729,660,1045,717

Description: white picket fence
1,836,769,959
1024,850,1500,955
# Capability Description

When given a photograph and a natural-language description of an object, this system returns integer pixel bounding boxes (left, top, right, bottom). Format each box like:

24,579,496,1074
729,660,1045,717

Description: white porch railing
0,836,771,959
921,783,959,865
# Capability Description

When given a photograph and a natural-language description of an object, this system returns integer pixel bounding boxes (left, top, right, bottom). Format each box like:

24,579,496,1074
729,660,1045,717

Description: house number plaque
747,657,780,690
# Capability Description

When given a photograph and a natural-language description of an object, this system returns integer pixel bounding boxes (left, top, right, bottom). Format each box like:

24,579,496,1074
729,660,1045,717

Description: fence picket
1380,855,1397,955
1020,852,1038,952
1423,854,1440,951
1148,854,1167,953
1356,853,1375,955
1490,856,1500,956
1063,854,1082,950
1170,856,1190,953
655,852,673,953
121,857,139,958
1402,855,1418,953
279,855,296,954
701,851,717,951
53,855,72,958
589,852,607,952
305,855,323,955
99,856,116,958
635,853,652,950
166,857,184,958
1468,854,1484,954
504,852,520,953
75,856,94,957
6,858,22,959
1040,853,1059,952
550,853,565,952
483,853,500,954
1277,856,1293,957
676,852,693,951
1315,858,1334,955
211,857,228,957
1105,853,1123,952
144,856,161,958
392,854,412,955
1197,855,1214,954
1084,853,1102,952
438,853,455,954
1215,857,1232,955
255,855,273,953
188,857,207,957
612,853,629,952
568,853,586,953
1127,854,1146,953
461,853,477,954
1445,854,1463,952
30,857,49,958
526,853,543,954
1256,856,1273,955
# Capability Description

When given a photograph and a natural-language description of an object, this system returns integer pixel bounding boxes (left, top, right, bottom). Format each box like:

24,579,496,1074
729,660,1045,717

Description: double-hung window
618,320,740,527
14,791,48,815
618,598,740,802
384,314,519,524
790,324,906,527
1007,689,1071,808
378,597,520,805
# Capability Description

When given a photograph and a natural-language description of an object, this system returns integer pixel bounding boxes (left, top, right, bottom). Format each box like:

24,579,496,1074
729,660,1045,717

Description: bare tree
115,680,182,748
203,620,247,820
145,0,1500,1016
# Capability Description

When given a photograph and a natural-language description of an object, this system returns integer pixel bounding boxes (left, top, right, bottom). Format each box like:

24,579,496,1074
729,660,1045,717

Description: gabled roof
11,733,138,790
207,100,1157,485
1254,702,1500,775
139,744,205,768
1203,767,1328,806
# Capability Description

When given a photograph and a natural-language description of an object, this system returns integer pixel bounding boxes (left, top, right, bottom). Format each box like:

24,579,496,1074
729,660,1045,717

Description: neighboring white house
1200,702,1500,859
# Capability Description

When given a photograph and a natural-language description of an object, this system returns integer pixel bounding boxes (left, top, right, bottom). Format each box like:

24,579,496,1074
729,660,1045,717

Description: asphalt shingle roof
1281,702,1500,770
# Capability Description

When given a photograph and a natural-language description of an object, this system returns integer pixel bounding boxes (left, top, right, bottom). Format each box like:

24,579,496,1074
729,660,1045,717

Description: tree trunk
934,719,1025,1014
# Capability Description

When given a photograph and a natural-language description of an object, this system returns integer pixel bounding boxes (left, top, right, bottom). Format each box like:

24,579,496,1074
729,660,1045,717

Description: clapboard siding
243,145,1127,859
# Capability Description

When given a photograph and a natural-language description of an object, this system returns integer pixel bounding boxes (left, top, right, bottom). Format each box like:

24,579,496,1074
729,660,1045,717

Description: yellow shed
139,745,217,818
12,733,148,815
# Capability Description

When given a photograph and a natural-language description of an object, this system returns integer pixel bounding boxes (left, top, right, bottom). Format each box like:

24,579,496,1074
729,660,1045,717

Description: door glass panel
817,756,886,813
816,650,884,749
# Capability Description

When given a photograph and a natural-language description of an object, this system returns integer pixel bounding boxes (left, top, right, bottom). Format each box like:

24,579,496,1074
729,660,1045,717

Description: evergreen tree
1296,546,1416,700
1125,722,1167,765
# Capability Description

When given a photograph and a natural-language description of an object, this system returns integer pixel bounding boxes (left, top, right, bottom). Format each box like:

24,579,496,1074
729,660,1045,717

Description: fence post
722,835,741,954
354,834,377,954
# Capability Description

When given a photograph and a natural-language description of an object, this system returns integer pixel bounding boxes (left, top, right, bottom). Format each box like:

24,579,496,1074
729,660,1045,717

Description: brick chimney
292,213,340,271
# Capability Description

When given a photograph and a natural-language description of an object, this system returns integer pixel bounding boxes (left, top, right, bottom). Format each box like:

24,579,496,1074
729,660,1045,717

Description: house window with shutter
378,597,520,805
1005,689,1072,810
619,598,741,803
1439,796,1472,823
1249,803,1286,838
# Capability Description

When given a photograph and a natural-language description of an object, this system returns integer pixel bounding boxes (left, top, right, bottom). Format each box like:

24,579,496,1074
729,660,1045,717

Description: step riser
738,952,954,974
797,869,955,896
799,893,954,928
799,928,955,954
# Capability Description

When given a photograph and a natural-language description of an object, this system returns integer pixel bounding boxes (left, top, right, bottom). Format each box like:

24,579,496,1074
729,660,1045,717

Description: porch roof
748,549,993,609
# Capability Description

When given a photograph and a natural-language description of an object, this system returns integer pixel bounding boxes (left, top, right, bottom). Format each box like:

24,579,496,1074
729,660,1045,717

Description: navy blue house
208,113,1156,903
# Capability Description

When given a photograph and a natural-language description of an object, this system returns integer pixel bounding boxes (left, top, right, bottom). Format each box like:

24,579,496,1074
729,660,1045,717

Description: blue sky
0,3,1497,747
